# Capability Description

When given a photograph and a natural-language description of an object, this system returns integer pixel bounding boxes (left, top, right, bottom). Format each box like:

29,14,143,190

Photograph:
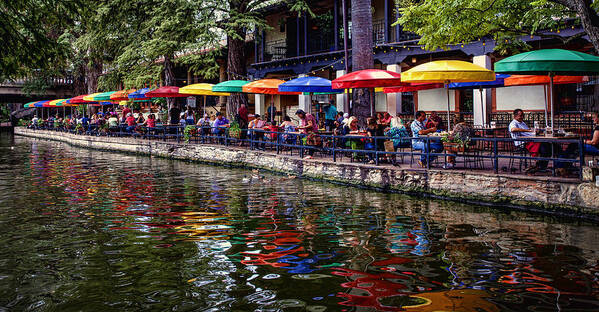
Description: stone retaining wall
15,128,599,216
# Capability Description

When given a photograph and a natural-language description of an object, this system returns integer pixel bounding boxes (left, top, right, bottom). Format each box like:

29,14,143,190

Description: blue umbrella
448,74,510,126
448,74,510,89
128,88,151,99
278,76,342,93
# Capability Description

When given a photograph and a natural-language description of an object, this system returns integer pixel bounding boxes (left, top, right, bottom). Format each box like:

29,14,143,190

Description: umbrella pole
549,73,554,130
203,95,206,116
446,83,451,130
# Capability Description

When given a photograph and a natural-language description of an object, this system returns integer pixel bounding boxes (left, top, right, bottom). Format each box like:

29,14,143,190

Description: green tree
397,0,599,54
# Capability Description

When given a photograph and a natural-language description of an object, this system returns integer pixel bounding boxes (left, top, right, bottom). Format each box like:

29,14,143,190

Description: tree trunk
552,0,599,52
226,28,249,119
85,53,102,115
164,54,176,122
351,0,374,126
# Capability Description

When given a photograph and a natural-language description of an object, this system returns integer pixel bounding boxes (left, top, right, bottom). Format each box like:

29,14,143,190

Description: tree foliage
396,0,591,53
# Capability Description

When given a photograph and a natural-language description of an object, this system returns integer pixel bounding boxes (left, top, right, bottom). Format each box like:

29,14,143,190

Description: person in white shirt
508,108,549,172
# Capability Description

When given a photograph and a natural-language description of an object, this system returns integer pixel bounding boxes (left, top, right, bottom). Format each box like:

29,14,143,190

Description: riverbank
15,127,599,218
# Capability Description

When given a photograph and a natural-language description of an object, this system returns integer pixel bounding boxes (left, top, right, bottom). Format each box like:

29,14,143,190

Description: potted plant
183,125,197,143
228,121,241,139
441,133,471,153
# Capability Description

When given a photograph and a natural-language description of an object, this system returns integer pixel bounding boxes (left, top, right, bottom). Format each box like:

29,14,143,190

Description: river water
1,135,599,311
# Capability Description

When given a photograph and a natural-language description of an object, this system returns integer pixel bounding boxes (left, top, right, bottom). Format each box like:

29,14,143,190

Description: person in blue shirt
212,112,229,135
410,111,443,167
322,102,337,131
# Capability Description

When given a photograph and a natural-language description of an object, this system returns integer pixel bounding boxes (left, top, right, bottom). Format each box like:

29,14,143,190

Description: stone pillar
255,94,265,115
336,69,348,114
299,94,311,114
386,64,401,116
473,54,492,126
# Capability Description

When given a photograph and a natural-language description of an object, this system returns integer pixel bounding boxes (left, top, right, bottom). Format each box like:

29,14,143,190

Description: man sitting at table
212,112,229,135
509,108,550,173
411,111,443,167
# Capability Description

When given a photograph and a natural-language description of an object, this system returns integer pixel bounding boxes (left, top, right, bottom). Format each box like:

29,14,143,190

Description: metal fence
26,122,592,180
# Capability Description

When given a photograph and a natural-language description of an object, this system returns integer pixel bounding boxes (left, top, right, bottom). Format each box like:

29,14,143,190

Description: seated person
365,117,384,163
425,111,444,131
584,112,599,155
411,111,443,167
342,116,363,150
509,108,550,173
384,117,410,149
445,115,475,169
279,116,296,144
125,113,136,132
108,113,119,130
212,112,229,135
196,114,211,135
248,114,267,148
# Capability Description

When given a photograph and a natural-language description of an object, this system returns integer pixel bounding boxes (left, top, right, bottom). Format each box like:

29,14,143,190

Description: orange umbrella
504,75,587,86
243,79,300,122
504,75,587,128
242,79,301,95
110,89,135,101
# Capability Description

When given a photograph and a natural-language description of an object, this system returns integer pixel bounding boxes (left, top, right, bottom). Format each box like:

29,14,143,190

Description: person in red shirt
125,113,136,132
295,109,319,159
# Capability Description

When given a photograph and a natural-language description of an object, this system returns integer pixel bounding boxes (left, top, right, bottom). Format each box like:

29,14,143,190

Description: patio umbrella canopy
212,80,250,93
242,79,300,95
279,76,342,93
110,89,135,101
384,83,444,93
503,75,586,86
402,60,495,128
495,49,599,129
128,88,152,100
67,95,96,104
448,74,510,89
179,83,230,96
494,49,599,75
331,69,404,89
145,86,188,98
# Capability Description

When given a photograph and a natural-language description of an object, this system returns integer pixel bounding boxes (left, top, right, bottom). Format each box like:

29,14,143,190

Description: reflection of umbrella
448,74,510,125
279,76,341,114
212,80,249,93
503,75,587,127
402,60,495,129
243,79,300,122
332,69,405,116
179,83,230,114
495,49,599,129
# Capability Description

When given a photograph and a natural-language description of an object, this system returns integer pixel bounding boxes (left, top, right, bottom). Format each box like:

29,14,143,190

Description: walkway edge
15,128,599,219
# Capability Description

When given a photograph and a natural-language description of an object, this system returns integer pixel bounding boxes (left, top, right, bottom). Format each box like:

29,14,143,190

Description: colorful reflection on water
1,136,599,311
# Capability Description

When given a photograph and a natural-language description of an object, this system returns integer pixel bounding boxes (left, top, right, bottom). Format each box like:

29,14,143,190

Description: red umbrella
331,69,405,89
145,86,188,98
383,83,444,93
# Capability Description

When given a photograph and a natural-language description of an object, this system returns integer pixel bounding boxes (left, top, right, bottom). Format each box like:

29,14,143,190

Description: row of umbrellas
25,49,599,129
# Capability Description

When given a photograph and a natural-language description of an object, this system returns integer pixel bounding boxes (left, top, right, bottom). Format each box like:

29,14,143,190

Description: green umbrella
93,91,117,102
495,49,599,129
212,80,250,93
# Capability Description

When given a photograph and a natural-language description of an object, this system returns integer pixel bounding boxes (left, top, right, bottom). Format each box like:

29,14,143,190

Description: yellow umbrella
83,93,102,101
402,60,495,128
179,83,230,115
